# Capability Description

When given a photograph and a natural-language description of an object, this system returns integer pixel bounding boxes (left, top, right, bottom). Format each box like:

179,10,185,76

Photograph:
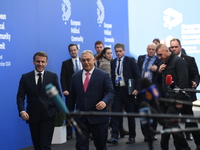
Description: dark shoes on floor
196,145,200,150
120,129,129,138
126,138,135,144
107,138,118,145
186,134,193,140
67,135,72,140
144,136,158,142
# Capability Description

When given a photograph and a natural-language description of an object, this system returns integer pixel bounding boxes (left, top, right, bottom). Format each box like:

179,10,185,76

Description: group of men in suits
16,38,200,150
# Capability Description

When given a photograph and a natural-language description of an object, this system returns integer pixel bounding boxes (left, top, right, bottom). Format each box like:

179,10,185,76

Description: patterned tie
144,58,151,72
117,59,121,75
37,73,42,92
83,72,90,93
75,59,79,72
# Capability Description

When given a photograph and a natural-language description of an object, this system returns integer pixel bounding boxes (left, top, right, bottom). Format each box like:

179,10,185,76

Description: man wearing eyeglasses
156,44,191,150
170,38,200,150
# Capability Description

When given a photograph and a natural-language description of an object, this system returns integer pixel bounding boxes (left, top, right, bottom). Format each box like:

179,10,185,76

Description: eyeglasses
157,53,162,57
170,46,179,49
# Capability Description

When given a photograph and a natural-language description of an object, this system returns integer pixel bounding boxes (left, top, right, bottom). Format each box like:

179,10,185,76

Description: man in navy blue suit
17,51,61,150
107,43,141,144
68,50,114,150
137,43,161,142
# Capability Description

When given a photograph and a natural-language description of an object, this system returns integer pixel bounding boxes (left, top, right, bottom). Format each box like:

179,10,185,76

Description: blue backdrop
0,0,129,149
1,0,200,149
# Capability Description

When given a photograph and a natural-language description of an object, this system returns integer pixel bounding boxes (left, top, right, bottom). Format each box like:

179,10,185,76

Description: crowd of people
16,38,200,150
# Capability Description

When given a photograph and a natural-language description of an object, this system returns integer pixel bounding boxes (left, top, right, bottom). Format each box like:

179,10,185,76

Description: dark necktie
117,59,121,75
144,58,151,72
75,59,79,72
37,73,42,92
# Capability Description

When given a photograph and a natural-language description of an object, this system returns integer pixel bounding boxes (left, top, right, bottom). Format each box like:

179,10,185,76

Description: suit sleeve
60,61,68,92
101,73,115,106
189,57,200,86
131,57,141,91
16,75,26,115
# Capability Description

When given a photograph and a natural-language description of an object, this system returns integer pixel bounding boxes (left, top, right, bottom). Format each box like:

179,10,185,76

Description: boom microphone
165,74,190,98
140,78,169,127
45,83,83,138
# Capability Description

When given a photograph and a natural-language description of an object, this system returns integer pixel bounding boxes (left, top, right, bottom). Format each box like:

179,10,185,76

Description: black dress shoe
126,138,135,144
153,136,158,140
144,137,148,142
67,135,72,140
120,129,129,138
107,138,118,144
196,145,200,150
186,134,193,140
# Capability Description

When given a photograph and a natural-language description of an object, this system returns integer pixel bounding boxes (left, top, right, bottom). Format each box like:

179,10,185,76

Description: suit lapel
30,71,38,92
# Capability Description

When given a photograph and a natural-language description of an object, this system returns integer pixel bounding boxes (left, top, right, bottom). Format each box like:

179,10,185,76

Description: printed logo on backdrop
97,0,105,27
62,0,71,25
96,0,114,48
163,8,183,30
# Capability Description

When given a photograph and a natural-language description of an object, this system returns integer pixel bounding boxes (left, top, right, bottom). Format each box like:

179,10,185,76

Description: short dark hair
170,38,181,46
153,38,160,43
95,41,104,47
33,51,48,60
114,43,125,50
95,47,111,60
68,43,78,51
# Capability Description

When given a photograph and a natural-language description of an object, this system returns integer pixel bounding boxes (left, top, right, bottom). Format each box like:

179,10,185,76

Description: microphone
139,101,152,125
140,78,169,127
45,83,83,138
165,74,190,98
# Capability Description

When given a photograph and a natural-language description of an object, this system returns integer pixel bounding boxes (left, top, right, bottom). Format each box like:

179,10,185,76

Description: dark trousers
181,105,200,146
75,119,109,150
140,118,157,138
160,105,189,150
29,118,55,150
111,87,136,139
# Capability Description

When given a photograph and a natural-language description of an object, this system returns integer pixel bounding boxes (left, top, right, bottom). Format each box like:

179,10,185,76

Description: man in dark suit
156,44,191,150
68,50,114,150
60,43,82,140
17,51,61,150
137,43,161,142
107,43,141,144
170,38,200,150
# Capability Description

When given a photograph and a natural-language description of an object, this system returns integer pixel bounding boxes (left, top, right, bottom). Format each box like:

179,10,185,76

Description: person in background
68,50,114,150
170,38,200,149
153,38,160,47
156,44,191,150
107,43,141,145
17,51,61,150
60,43,82,140
137,43,161,142
94,40,104,67
95,47,112,75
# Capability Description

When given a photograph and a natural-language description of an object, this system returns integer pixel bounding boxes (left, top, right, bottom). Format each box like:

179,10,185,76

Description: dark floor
20,117,198,150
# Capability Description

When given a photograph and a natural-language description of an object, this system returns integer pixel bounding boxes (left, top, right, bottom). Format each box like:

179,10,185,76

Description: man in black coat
60,43,82,140
156,44,191,150
170,38,200,150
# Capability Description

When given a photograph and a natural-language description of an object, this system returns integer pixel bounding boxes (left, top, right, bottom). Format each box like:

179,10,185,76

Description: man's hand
159,64,167,73
132,90,138,96
151,65,158,72
96,101,106,110
176,103,183,109
20,111,29,120
191,81,197,88
63,90,69,96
